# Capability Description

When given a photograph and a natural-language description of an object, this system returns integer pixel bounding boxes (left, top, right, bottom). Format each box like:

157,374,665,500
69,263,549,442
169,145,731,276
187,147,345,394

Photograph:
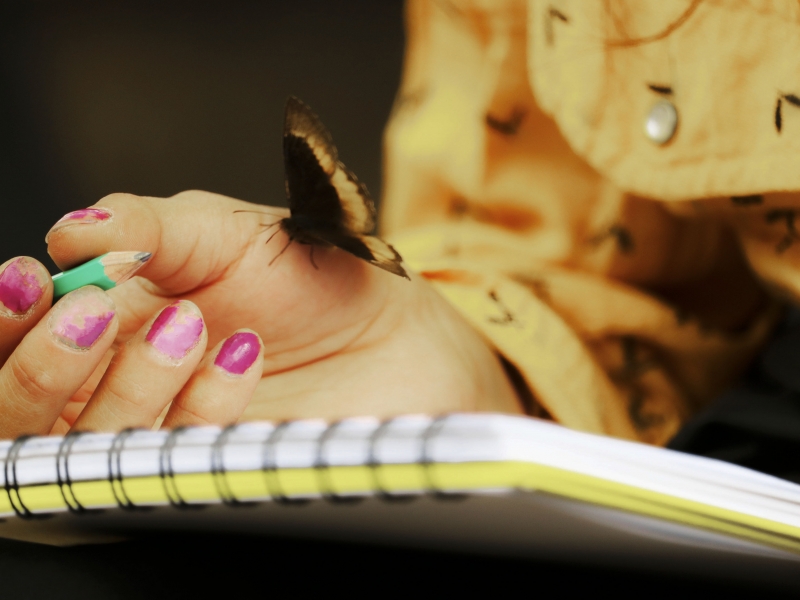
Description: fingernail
49,287,115,349
0,257,48,317
146,301,204,359
215,331,261,375
46,208,112,242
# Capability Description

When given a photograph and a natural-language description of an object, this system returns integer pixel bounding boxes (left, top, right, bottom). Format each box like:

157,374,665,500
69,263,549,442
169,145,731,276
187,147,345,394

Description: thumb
45,190,285,295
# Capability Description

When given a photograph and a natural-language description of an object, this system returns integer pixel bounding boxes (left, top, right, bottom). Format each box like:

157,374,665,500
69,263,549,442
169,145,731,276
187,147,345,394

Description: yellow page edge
2,461,798,553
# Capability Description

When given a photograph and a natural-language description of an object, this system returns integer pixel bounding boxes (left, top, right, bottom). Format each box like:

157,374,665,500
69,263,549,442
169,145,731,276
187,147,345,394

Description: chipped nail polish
0,257,48,316
215,332,260,375
146,301,204,359
49,287,115,349
46,208,112,241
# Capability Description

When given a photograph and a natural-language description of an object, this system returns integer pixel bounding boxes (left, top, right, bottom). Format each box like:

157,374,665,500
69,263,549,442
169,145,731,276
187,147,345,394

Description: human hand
36,190,521,432
0,253,264,438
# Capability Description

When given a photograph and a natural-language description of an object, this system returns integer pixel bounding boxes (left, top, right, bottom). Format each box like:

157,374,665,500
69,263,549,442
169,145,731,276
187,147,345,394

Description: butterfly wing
303,229,409,279
282,96,408,279
283,96,375,234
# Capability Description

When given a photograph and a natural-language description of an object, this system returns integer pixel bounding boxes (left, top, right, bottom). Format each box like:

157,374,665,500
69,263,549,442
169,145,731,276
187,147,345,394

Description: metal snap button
644,99,678,145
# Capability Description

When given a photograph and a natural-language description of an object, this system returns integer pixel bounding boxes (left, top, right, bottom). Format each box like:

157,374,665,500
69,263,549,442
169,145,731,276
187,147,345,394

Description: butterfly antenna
234,207,291,218
309,246,319,270
269,236,294,266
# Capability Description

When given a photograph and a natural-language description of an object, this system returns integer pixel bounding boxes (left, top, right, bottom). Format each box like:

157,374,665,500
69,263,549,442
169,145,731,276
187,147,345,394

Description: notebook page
462,416,800,527
0,413,799,548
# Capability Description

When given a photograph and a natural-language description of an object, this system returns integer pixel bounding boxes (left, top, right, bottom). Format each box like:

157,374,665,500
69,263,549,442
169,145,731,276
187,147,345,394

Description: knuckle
170,190,212,205
99,369,163,421
6,351,60,402
172,189,210,200
171,190,227,210
166,403,215,428
98,192,141,206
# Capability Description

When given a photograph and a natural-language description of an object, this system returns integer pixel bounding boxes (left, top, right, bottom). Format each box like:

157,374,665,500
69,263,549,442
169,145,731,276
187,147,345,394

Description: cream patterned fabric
381,0,798,445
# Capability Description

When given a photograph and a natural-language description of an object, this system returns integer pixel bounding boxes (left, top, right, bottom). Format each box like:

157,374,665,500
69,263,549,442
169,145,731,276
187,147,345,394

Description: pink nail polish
49,287,115,349
46,208,112,241
0,257,47,316
215,332,260,375
146,301,204,359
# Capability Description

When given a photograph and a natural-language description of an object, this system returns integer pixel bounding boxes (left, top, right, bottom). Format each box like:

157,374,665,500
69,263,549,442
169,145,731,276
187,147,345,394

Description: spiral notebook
2,414,800,582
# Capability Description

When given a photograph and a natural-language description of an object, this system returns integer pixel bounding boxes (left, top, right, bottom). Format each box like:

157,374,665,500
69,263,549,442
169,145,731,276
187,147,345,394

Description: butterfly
274,96,409,279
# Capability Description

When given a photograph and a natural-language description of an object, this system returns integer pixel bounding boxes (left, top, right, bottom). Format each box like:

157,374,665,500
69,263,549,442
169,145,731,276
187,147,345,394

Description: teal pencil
52,251,151,300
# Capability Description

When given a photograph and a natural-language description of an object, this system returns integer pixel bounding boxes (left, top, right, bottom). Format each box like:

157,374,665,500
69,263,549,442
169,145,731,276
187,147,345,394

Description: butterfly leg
264,225,283,247
308,245,319,270
269,235,294,266
259,220,280,233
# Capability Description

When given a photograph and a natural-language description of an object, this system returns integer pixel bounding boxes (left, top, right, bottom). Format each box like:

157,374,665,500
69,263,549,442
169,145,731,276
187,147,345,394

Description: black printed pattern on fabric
618,337,663,431
765,209,800,253
647,84,673,96
487,290,522,328
775,93,800,133
669,308,800,484
485,108,527,135
590,224,635,254
544,6,569,46
731,194,763,206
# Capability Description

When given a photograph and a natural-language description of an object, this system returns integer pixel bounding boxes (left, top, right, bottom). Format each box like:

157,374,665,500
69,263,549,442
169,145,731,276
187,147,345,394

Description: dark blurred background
0,0,404,272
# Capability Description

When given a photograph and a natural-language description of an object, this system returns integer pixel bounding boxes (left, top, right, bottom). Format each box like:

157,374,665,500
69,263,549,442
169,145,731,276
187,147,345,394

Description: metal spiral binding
314,420,363,504
366,418,415,503
3,436,38,519
3,415,466,517
159,427,202,509
261,422,307,504
56,431,96,514
108,428,141,510
211,425,241,506
421,415,465,500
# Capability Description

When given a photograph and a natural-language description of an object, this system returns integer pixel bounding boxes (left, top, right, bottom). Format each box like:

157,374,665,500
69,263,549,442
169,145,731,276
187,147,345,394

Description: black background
1,533,798,599
0,0,404,272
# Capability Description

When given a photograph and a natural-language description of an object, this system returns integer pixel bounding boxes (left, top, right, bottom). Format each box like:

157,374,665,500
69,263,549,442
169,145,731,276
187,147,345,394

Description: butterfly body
280,96,409,279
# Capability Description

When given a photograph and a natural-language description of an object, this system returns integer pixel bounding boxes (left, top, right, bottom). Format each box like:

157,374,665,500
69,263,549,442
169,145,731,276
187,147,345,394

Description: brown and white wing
283,96,375,234
303,228,409,279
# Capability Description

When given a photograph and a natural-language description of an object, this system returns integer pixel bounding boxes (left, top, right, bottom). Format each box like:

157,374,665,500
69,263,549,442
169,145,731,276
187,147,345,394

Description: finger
45,191,286,295
72,300,207,432
0,257,53,365
50,348,117,435
0,287,118,438
162,329,263,429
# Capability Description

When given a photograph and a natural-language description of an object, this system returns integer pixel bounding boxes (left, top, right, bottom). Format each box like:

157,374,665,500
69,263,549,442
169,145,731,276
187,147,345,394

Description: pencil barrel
52,260,115,298
52,251,150,299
